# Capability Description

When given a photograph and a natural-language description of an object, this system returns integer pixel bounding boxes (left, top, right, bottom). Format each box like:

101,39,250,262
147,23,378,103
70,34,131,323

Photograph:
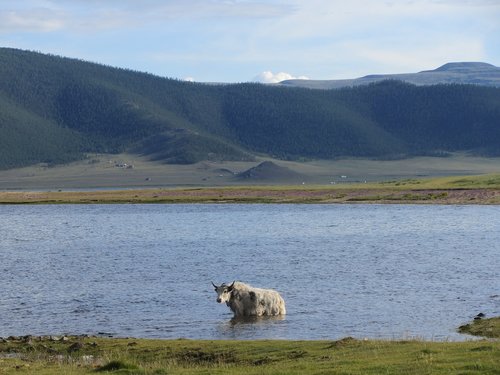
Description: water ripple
0,204,498,340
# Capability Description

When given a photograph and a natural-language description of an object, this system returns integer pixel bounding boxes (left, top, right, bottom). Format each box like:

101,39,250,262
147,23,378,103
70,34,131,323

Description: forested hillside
1,48,500,169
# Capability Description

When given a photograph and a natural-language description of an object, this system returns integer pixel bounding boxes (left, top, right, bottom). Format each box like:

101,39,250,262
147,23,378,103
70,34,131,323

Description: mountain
1,48,500,170
280,62,500,89
237,161,303,181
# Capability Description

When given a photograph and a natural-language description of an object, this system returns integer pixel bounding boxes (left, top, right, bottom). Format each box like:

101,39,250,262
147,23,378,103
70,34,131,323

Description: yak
212,281,286,317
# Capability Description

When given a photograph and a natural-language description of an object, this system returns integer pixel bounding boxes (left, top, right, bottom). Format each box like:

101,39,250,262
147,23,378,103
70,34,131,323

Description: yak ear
227,281,236,291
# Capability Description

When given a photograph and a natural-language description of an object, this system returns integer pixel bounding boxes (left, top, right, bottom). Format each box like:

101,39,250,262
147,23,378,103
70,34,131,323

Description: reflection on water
0,204,498,340
229,315,286,325
216,315,288,340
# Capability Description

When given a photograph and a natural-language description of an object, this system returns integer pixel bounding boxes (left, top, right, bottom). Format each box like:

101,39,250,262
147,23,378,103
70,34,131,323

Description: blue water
0,204,498,340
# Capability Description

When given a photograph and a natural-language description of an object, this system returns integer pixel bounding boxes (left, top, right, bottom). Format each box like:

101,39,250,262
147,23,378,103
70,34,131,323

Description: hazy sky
1,0,499,82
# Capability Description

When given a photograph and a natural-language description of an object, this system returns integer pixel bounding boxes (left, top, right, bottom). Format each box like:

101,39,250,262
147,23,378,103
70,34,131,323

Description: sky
1,0,499,83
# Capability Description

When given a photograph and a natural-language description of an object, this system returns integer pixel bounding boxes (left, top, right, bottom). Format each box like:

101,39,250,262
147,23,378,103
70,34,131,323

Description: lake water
1,204,498,341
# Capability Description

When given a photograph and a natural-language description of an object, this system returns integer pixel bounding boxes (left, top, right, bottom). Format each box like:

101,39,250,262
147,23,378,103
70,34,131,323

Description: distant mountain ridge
280,62,500,89
0,48,500,170
431,62,496,72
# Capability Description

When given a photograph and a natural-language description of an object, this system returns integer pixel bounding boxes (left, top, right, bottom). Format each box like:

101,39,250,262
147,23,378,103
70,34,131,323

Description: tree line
1,47,499,169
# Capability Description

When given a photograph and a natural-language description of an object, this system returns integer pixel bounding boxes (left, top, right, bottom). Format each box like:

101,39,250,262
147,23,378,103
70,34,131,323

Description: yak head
212,281,235,303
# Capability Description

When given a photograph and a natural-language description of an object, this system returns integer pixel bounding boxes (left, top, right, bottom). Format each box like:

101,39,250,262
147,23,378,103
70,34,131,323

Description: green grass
0,336,499,374
458,317,500,339
374,173,500,190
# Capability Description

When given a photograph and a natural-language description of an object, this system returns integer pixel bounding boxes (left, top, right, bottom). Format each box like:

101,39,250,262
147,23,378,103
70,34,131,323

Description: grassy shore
1,173,499,204
1,318,498,374
459,317,500,339
0,334,498,375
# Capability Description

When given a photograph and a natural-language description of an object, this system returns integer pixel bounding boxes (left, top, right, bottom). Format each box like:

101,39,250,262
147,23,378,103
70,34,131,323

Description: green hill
1,48,500,170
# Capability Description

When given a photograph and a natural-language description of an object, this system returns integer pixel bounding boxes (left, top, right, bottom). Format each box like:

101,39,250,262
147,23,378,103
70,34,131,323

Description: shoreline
1,186,499,205
4,316,499,344
1,330,498,374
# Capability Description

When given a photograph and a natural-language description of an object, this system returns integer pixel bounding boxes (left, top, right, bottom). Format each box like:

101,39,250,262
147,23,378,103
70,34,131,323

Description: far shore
1,182,499,205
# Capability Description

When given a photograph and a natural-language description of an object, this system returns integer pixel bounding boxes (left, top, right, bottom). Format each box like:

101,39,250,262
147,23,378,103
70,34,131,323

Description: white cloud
336,35,486,75
0,0,295,34
183,76,195,82
254,71,309,83
0,0,498,81
0,8,65,32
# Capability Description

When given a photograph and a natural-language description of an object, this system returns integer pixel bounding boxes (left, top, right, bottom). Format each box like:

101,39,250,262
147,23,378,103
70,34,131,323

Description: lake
1,204,498,341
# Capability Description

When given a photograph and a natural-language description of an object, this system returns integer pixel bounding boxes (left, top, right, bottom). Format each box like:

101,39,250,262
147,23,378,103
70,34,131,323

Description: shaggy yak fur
212,281,286,317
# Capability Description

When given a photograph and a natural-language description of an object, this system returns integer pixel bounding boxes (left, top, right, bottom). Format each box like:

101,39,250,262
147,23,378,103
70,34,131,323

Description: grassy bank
0,335,499,374
1,173,499,204
459,317,500,339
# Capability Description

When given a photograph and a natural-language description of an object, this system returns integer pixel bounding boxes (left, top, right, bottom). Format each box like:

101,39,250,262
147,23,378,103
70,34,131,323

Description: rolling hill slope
1,48,500,170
